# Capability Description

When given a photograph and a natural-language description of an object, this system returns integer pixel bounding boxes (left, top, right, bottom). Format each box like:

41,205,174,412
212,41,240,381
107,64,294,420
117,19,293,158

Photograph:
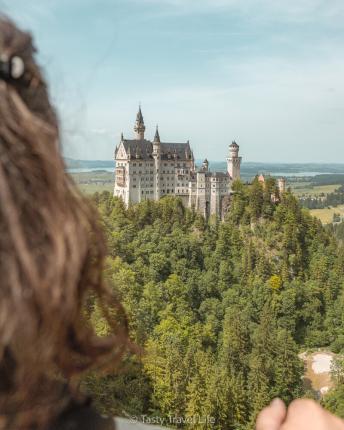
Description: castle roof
206,171,229,178
121,139,193,161
230,141,239,148
212,171,229,177
160,142,192,159
122,139,152,159
196,169,229,178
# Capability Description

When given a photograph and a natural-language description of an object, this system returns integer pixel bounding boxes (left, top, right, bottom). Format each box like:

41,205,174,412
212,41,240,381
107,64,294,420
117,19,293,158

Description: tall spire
134,105,145,140
137,105,144,123
154,125,160,143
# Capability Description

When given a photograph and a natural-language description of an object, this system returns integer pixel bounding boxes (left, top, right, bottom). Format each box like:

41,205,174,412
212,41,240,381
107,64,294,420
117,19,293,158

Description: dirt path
299,351,335,397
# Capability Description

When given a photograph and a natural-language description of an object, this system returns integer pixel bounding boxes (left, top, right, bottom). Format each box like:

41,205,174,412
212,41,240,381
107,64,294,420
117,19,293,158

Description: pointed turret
137,106,143,122
152,126,161,201
153,125,161,159
134,105,146,140
154,125,160,143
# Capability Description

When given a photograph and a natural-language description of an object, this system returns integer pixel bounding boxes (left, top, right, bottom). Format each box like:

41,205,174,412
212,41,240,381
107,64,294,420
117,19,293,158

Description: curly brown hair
0,17,129,429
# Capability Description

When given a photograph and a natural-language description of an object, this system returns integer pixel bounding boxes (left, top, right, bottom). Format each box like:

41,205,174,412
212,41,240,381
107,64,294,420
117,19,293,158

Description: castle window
139,163,142,166
133,185,136,188
133,163,136,166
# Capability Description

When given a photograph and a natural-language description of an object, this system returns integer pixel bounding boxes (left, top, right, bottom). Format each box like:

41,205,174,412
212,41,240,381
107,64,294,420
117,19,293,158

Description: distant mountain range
65,157,114,169
65,158,344,180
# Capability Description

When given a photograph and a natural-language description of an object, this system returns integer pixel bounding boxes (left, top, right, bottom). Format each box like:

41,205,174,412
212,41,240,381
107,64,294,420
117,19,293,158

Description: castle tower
153,125,161,200
202,159,209,172
227,141,242,181
278,177,286,194
134,106,146,140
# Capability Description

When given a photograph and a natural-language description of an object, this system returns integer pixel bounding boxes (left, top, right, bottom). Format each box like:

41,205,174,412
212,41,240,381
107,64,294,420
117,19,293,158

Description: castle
114,107,242,218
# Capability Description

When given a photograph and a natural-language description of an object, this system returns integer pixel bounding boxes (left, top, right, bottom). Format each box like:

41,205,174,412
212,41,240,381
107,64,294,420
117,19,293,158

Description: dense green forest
83,177,344,429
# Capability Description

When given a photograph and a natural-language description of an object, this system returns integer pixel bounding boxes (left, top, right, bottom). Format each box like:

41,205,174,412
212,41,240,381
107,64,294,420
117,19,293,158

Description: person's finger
281,399,344,430
256,398,287,430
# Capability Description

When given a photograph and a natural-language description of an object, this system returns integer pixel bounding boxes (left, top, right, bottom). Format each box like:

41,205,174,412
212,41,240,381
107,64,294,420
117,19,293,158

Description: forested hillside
83,178,344,429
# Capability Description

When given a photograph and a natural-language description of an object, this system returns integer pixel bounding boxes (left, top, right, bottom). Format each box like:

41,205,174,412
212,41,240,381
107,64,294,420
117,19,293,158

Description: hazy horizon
2,0,344,163
66,156,344,168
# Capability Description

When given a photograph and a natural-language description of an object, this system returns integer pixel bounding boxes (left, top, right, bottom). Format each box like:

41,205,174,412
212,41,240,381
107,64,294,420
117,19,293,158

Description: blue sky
1,0,344,162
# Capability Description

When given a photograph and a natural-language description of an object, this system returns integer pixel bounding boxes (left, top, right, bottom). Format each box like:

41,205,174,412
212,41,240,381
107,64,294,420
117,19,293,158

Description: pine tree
272,329,304,402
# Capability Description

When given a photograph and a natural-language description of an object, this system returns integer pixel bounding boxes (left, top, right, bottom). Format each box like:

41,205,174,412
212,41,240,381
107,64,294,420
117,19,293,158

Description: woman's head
0,17,128,429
